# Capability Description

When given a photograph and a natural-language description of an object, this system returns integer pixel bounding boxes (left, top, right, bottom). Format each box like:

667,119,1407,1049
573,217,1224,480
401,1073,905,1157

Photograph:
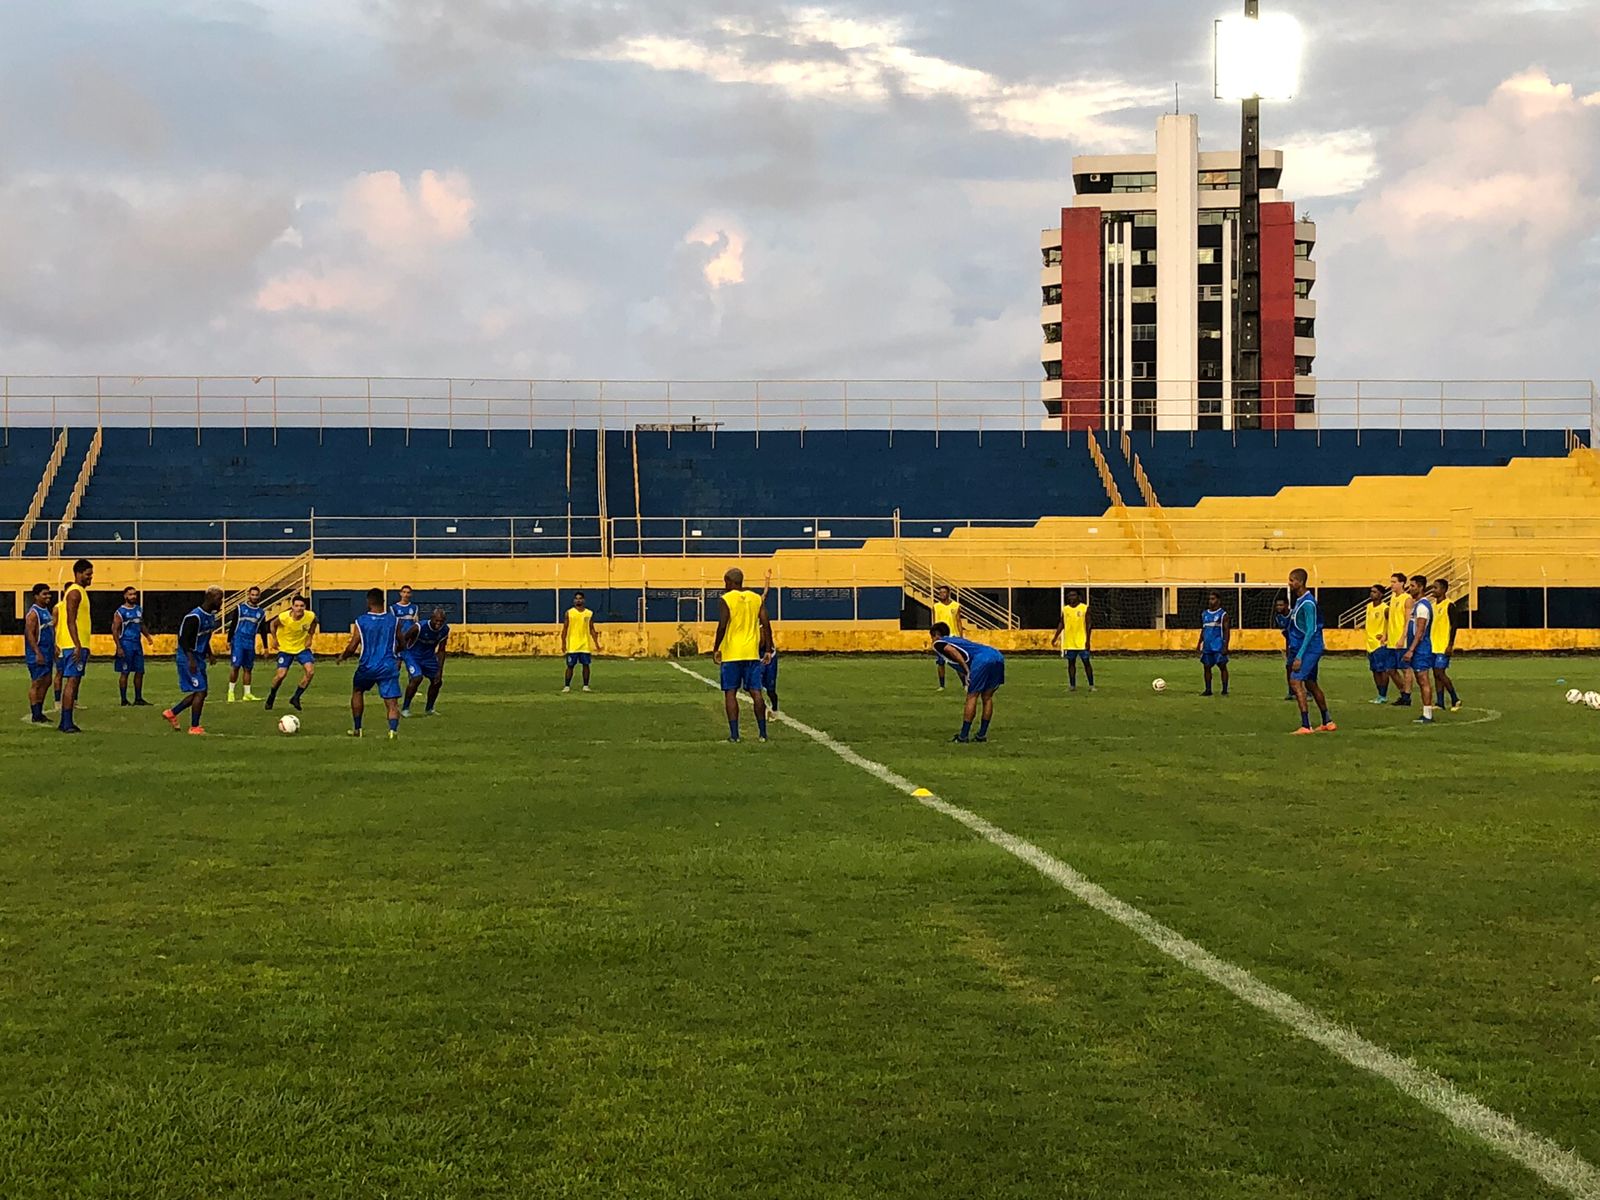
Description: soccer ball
1587,692,1600,711
1566,688,1584,705
1151,678,1167,693
277,714,301,735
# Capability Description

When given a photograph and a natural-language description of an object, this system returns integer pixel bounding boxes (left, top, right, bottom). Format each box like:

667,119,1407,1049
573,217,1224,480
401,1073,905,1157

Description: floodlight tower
1215,5,1302,427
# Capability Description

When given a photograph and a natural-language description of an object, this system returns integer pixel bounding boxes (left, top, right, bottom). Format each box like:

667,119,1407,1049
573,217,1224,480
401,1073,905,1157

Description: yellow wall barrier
7,625,1600,660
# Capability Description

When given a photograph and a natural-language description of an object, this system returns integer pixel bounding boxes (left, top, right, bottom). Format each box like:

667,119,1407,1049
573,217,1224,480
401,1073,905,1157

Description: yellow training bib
721,590,763,661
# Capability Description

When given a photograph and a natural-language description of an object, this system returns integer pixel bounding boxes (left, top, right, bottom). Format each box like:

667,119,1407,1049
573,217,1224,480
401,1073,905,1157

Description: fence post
133,519,140,559
412,517,418,559
367,378,373,445
195,377,202,446
1521,380,1529,447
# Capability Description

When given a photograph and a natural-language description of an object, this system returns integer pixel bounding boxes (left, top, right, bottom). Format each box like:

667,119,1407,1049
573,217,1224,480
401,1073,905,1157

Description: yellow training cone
912,788,933,798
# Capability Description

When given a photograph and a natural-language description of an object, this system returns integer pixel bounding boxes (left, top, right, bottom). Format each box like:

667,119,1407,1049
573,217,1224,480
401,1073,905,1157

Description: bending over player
402,607,451,717
162,587,222,735
931,623,1005,743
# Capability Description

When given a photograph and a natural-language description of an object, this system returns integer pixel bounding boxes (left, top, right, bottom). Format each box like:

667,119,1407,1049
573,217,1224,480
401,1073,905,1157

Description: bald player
712,567,774,743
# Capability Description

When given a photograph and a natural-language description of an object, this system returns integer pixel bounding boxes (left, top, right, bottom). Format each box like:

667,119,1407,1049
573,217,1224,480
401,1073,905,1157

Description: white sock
228,684,235,698
1424,705,1434,719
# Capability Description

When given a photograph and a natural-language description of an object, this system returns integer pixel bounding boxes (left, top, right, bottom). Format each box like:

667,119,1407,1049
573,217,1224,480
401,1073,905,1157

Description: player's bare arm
712,598,731,663
335,624,361,664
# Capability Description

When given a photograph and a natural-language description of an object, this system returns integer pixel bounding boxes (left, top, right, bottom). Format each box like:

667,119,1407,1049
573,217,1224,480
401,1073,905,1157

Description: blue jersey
115,604,144,646
26,603,55,665
414,621,450,655
1290,591,1324,655
1410,597,1435,654
390,602,419,628
357,611,400,675
178,607,221,657
234,603,266,647
933,635,1001,672
1201,607,1228,653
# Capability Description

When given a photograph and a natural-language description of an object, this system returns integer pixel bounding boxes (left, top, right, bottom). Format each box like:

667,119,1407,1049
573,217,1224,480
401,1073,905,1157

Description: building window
1198,361,1222,380
1295,242,1313,259
1043,360,1062,380
1133,212,1157,227
1043,323,1063,344
1106,243,1126,264
1294,318,1315,338
1043,247,1062,267
1129,287,1157,303
1198,284,1225,300
1130,323,1157,342
1198,210,1229,225
1294,280,1313,299
1131,362,1156,379
1133,249,1157,266
1110,172,1157,193
1295,356,1315,375
1196,248,1217,265
1199,328,1223,341
1043,285,1062,306
1198,169,1240,189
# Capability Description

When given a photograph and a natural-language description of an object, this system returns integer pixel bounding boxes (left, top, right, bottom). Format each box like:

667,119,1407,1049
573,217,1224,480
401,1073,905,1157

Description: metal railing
0,375,1593,439
10,513,1600,575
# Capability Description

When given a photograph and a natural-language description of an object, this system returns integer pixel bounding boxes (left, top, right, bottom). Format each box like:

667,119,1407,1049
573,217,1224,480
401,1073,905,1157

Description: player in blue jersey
227,586,268,702
390,586,420,637
1401,575,1438,725
1287,569,1336,735
23,583,56,725
112,586,155,707
1197,591,1231,696
1271,596,1294,700
161,587,222,735
338,588,403,739
931,623,1005,743
401,607,451,718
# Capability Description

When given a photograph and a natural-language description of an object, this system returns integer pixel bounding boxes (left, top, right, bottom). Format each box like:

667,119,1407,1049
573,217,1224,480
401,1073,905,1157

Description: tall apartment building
1040,114,1317,431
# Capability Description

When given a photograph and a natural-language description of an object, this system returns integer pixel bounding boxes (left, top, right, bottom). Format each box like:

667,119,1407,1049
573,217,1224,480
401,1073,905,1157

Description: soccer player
1431,579,1462,712
561,591,601,693
390,585,420,636
56,558,94,734
1197,591,1231,696
338,588,403,739
932,585,963,691
265,594,318,711
112,586,154,707
51,590,67,708
402,607,451,717
162,587,222,735
228,587,268,702
1365,583,1391,704
1272,596,1295,700
23,583,55,725
757,570,780,712
931,623,1005,743
1287,568,1336,735
1385,572,1415,707
1402,575,1438,725
712,568,774,743
1052,588,1095,691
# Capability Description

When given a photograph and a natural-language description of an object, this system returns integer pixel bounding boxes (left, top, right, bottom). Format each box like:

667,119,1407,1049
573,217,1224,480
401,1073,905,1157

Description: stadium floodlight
1213,11,1302,101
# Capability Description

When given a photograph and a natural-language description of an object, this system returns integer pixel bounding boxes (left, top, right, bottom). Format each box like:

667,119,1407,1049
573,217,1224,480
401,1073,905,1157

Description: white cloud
686,219,747,289
339,169,476,254
599,8,1162,146
1277,129,1378,200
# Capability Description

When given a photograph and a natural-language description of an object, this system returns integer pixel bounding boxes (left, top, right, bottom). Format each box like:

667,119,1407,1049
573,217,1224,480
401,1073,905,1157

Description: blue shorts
407,653,442,682
721,660,764,692
761,654,779,691
1433,654,1451,671
59,648,89,679
1062,649,1092,664
966,654,1006,695
1368,650,1388,674
1408,650,1436,674
232,643,257,670
565,653,592,669
1290,648,1322,683
353,668,402,700
1200,650,1229,668
28,657,55,682
176,655,209,694
116,644,145,674
277,650,315,671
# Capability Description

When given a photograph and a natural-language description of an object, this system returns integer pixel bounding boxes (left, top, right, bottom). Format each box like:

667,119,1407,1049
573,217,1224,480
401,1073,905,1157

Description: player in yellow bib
713,567,774,743
265,594,319,711
1429,578,1462,712
561,591,601,692
931,585,963,690
1385,572,1415,707
1364,584,1391,704
56,558,95,733
1051,587,1095,691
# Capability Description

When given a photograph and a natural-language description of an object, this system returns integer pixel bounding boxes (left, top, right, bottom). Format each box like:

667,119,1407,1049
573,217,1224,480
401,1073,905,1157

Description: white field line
668,661,1599,1200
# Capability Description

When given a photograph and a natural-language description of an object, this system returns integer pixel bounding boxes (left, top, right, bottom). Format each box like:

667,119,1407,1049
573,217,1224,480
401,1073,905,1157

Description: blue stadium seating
0,424,1576,558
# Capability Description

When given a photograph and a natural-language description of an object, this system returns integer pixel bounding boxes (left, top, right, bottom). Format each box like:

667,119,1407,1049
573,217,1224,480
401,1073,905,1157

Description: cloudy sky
0,0,1596,384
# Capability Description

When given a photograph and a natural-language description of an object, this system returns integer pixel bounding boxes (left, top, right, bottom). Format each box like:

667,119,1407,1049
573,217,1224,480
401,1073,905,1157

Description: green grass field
3,653,1598,1199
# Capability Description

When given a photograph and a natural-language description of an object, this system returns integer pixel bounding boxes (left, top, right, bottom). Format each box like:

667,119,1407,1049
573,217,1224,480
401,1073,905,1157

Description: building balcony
1040,341,1063,363
1295,336,1317,359
1294,258,1317,282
